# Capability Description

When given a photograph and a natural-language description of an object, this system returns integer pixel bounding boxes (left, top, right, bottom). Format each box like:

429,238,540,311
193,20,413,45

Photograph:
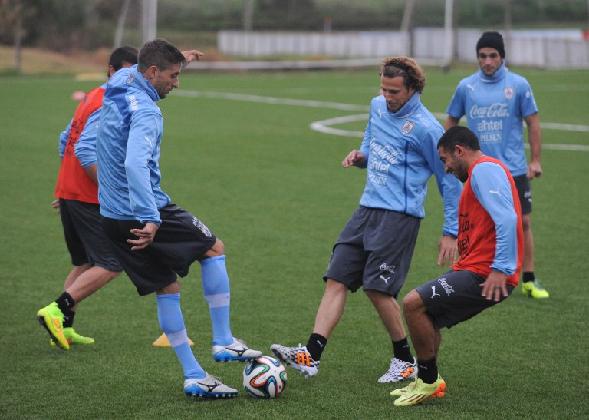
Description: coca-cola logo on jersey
469,103,509,119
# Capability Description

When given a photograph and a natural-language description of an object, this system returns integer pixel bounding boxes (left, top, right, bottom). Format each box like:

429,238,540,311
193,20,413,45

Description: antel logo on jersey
469,103,509,119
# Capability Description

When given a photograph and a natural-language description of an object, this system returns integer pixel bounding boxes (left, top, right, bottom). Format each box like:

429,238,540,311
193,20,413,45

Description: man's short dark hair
138,39,186,72
438,126,480,152
109,46,138,71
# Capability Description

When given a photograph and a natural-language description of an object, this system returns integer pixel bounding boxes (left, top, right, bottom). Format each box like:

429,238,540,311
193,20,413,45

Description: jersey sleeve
470,162,518,275
446,81,466,119
73,109,100,168
518,78,539,118
58,120,72,158
421,125,462,237
125,108,162,224
358,101,373,167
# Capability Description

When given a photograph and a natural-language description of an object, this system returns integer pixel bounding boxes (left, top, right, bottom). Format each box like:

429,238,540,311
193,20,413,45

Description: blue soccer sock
200,255,233,346
156,293,206,379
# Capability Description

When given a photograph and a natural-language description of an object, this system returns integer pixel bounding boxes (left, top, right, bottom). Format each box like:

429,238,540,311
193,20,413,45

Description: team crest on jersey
401,120,415,135
504,87,513,99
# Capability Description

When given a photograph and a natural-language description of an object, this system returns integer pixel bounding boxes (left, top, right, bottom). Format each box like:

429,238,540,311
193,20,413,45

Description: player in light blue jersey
445,31,549,299
272,57,462,383
96,39,261,398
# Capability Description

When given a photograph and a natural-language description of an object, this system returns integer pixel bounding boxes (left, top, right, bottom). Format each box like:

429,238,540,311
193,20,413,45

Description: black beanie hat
476,31,505,58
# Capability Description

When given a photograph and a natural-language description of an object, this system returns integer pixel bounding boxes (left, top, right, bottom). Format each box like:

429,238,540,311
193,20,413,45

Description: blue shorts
513,174,532,215
415,270,513,329
59,199,122,272
324,206,420,297
102,204,217,296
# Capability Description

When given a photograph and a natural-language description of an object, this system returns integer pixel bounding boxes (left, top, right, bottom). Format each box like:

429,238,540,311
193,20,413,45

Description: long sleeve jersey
96,65,170,224
359,93,462,236
446,64,539,177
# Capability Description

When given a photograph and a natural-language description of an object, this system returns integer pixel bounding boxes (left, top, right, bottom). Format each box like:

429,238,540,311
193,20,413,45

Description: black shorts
59,199,122,272
324,206,421,298
513,174,532,215
102,204,217,296
415,270,514,329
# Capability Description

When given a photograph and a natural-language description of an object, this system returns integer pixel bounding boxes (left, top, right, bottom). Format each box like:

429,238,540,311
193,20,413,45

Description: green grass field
0,66,588,419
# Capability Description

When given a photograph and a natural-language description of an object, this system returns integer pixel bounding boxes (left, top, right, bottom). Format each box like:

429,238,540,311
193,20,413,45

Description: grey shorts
59,199,122,272
513,174,532,215
415,270,514,329
102,204,217,296
324,206,421,297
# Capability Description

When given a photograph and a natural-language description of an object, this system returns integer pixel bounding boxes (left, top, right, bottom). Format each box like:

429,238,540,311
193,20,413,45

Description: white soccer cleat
377,357,417,383
270,343,319,377
183,374,238,398
212,337,262,362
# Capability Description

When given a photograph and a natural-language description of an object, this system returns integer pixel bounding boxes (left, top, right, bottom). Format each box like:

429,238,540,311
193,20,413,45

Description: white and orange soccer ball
243,356,287,398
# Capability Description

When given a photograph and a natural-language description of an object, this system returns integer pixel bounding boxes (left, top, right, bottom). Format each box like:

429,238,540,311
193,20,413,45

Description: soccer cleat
270,343,319,377
522,280,550,299
50,328,95,347
390,375,446,396
377,357,417,383
184,374,238,399
212,337,262,362
152,333,194,348
37,302,69,350
392,376,446,406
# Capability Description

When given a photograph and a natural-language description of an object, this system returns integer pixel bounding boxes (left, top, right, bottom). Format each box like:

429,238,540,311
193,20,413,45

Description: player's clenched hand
480,270,509,302
437,235,458,266
51,199,60,212
342,150,366,168
128,222,159,251
527,160,542,179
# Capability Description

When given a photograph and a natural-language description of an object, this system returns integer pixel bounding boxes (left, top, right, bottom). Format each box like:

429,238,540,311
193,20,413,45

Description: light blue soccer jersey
96,65,170,224
359,93,462,237
446,64,538,177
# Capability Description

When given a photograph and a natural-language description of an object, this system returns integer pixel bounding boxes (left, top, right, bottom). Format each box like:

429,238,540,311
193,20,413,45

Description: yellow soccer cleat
522,280,550,299
64,328,95,344
392,377,446,406
37,302,70,350
390,375,446,397
50,328,95,347
152,333,194,347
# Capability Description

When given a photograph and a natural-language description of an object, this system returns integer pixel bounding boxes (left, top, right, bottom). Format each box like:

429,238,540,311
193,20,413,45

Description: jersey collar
478,62,507,84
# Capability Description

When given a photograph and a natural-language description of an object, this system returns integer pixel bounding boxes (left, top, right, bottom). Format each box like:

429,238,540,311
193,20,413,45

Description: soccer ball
243,356,287,398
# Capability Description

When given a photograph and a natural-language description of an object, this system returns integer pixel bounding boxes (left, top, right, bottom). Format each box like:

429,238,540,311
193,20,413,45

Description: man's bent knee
205,239,225,257
522,214,531,231
157,281,180,295
364,288,393,301
403,290,424,314
325,278,348,293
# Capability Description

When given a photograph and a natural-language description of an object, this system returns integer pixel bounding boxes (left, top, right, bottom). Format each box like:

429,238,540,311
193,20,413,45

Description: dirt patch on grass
0,46,113,75
0,44,228,76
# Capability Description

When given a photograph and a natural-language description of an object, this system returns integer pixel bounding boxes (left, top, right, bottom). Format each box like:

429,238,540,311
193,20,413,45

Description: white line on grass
310,113,589,151
175,90,589,150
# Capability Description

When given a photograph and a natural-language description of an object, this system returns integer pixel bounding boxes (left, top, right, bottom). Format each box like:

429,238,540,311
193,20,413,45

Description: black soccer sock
523,272,535,283
392,337,413,363
56,292,76,328
306,333,328,361
417,358,438,384
63,311,75,328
